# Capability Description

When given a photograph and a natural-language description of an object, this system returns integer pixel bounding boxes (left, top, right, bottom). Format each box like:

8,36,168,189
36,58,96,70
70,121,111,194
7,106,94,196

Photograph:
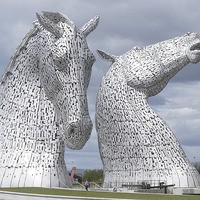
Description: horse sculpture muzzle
64,116,93,150
186,33,200,63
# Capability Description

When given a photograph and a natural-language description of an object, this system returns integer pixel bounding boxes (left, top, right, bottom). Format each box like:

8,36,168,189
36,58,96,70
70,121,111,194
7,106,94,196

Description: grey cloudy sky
0,0,200,170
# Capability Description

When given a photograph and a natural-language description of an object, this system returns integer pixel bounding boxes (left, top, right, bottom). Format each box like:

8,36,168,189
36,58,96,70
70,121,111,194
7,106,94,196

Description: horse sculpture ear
81,15,100,37
36,12,64,38
97,50,116,63
42,11,74,25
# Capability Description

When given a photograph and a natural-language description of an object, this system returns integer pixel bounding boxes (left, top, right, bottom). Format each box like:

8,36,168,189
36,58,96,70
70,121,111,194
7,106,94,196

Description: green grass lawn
0,187,199,200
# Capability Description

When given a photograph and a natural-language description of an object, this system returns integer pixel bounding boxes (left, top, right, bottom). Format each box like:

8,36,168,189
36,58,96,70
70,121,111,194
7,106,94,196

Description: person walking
85,180,89,191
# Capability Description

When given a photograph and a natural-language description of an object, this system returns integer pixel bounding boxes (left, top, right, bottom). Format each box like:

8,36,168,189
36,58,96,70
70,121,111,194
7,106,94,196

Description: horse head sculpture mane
96,32,200,188
0,12,99,188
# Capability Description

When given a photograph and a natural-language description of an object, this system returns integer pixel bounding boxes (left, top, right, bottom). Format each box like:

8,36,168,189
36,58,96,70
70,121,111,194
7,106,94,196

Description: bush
82,169,103,183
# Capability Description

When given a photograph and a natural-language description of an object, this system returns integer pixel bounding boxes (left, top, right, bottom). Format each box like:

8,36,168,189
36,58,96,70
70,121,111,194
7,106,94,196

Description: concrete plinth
173,187,200,195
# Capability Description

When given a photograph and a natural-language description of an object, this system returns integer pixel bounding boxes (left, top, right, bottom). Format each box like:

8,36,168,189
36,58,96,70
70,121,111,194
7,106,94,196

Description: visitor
85,180,89,191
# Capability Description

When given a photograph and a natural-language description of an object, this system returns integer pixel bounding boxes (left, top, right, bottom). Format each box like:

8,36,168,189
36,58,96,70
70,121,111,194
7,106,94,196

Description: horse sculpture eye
53,56,69,71
85,53,95,68
85,59,94,68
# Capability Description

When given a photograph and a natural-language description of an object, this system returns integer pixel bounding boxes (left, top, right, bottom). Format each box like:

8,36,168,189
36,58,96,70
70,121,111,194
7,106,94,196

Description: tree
82,169,103,183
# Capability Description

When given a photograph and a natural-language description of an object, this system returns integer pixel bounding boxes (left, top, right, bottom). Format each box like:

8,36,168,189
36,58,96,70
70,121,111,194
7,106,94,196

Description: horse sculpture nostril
70,127,75,135
67,123,78,136
190,43,200,51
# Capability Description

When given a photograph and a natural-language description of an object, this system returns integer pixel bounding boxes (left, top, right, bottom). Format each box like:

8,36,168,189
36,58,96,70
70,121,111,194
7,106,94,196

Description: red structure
70,167,76,182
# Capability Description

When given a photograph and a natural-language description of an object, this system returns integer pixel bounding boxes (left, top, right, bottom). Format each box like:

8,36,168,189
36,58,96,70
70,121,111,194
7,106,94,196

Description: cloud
153,81,200,151
183,146,200,162
65,150,102,170
159,82,200,109
173,119,200,146
148,95,169,106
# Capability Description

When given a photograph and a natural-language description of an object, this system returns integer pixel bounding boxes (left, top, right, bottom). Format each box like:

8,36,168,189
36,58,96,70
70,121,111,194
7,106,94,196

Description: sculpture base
172,187,200,195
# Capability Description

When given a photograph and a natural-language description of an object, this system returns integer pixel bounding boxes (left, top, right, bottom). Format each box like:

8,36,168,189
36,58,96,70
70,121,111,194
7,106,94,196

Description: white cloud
102,36,137,55
183,146,200,162
150,81,200,162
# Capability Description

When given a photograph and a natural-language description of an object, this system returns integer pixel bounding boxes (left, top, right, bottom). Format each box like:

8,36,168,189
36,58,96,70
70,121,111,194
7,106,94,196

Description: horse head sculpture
98,32,200,97
96,32,200,188
0,12,99,188
36,12,99,149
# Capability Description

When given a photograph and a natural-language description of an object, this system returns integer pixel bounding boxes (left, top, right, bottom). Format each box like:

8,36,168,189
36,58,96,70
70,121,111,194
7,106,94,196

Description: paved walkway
0,191,133,200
